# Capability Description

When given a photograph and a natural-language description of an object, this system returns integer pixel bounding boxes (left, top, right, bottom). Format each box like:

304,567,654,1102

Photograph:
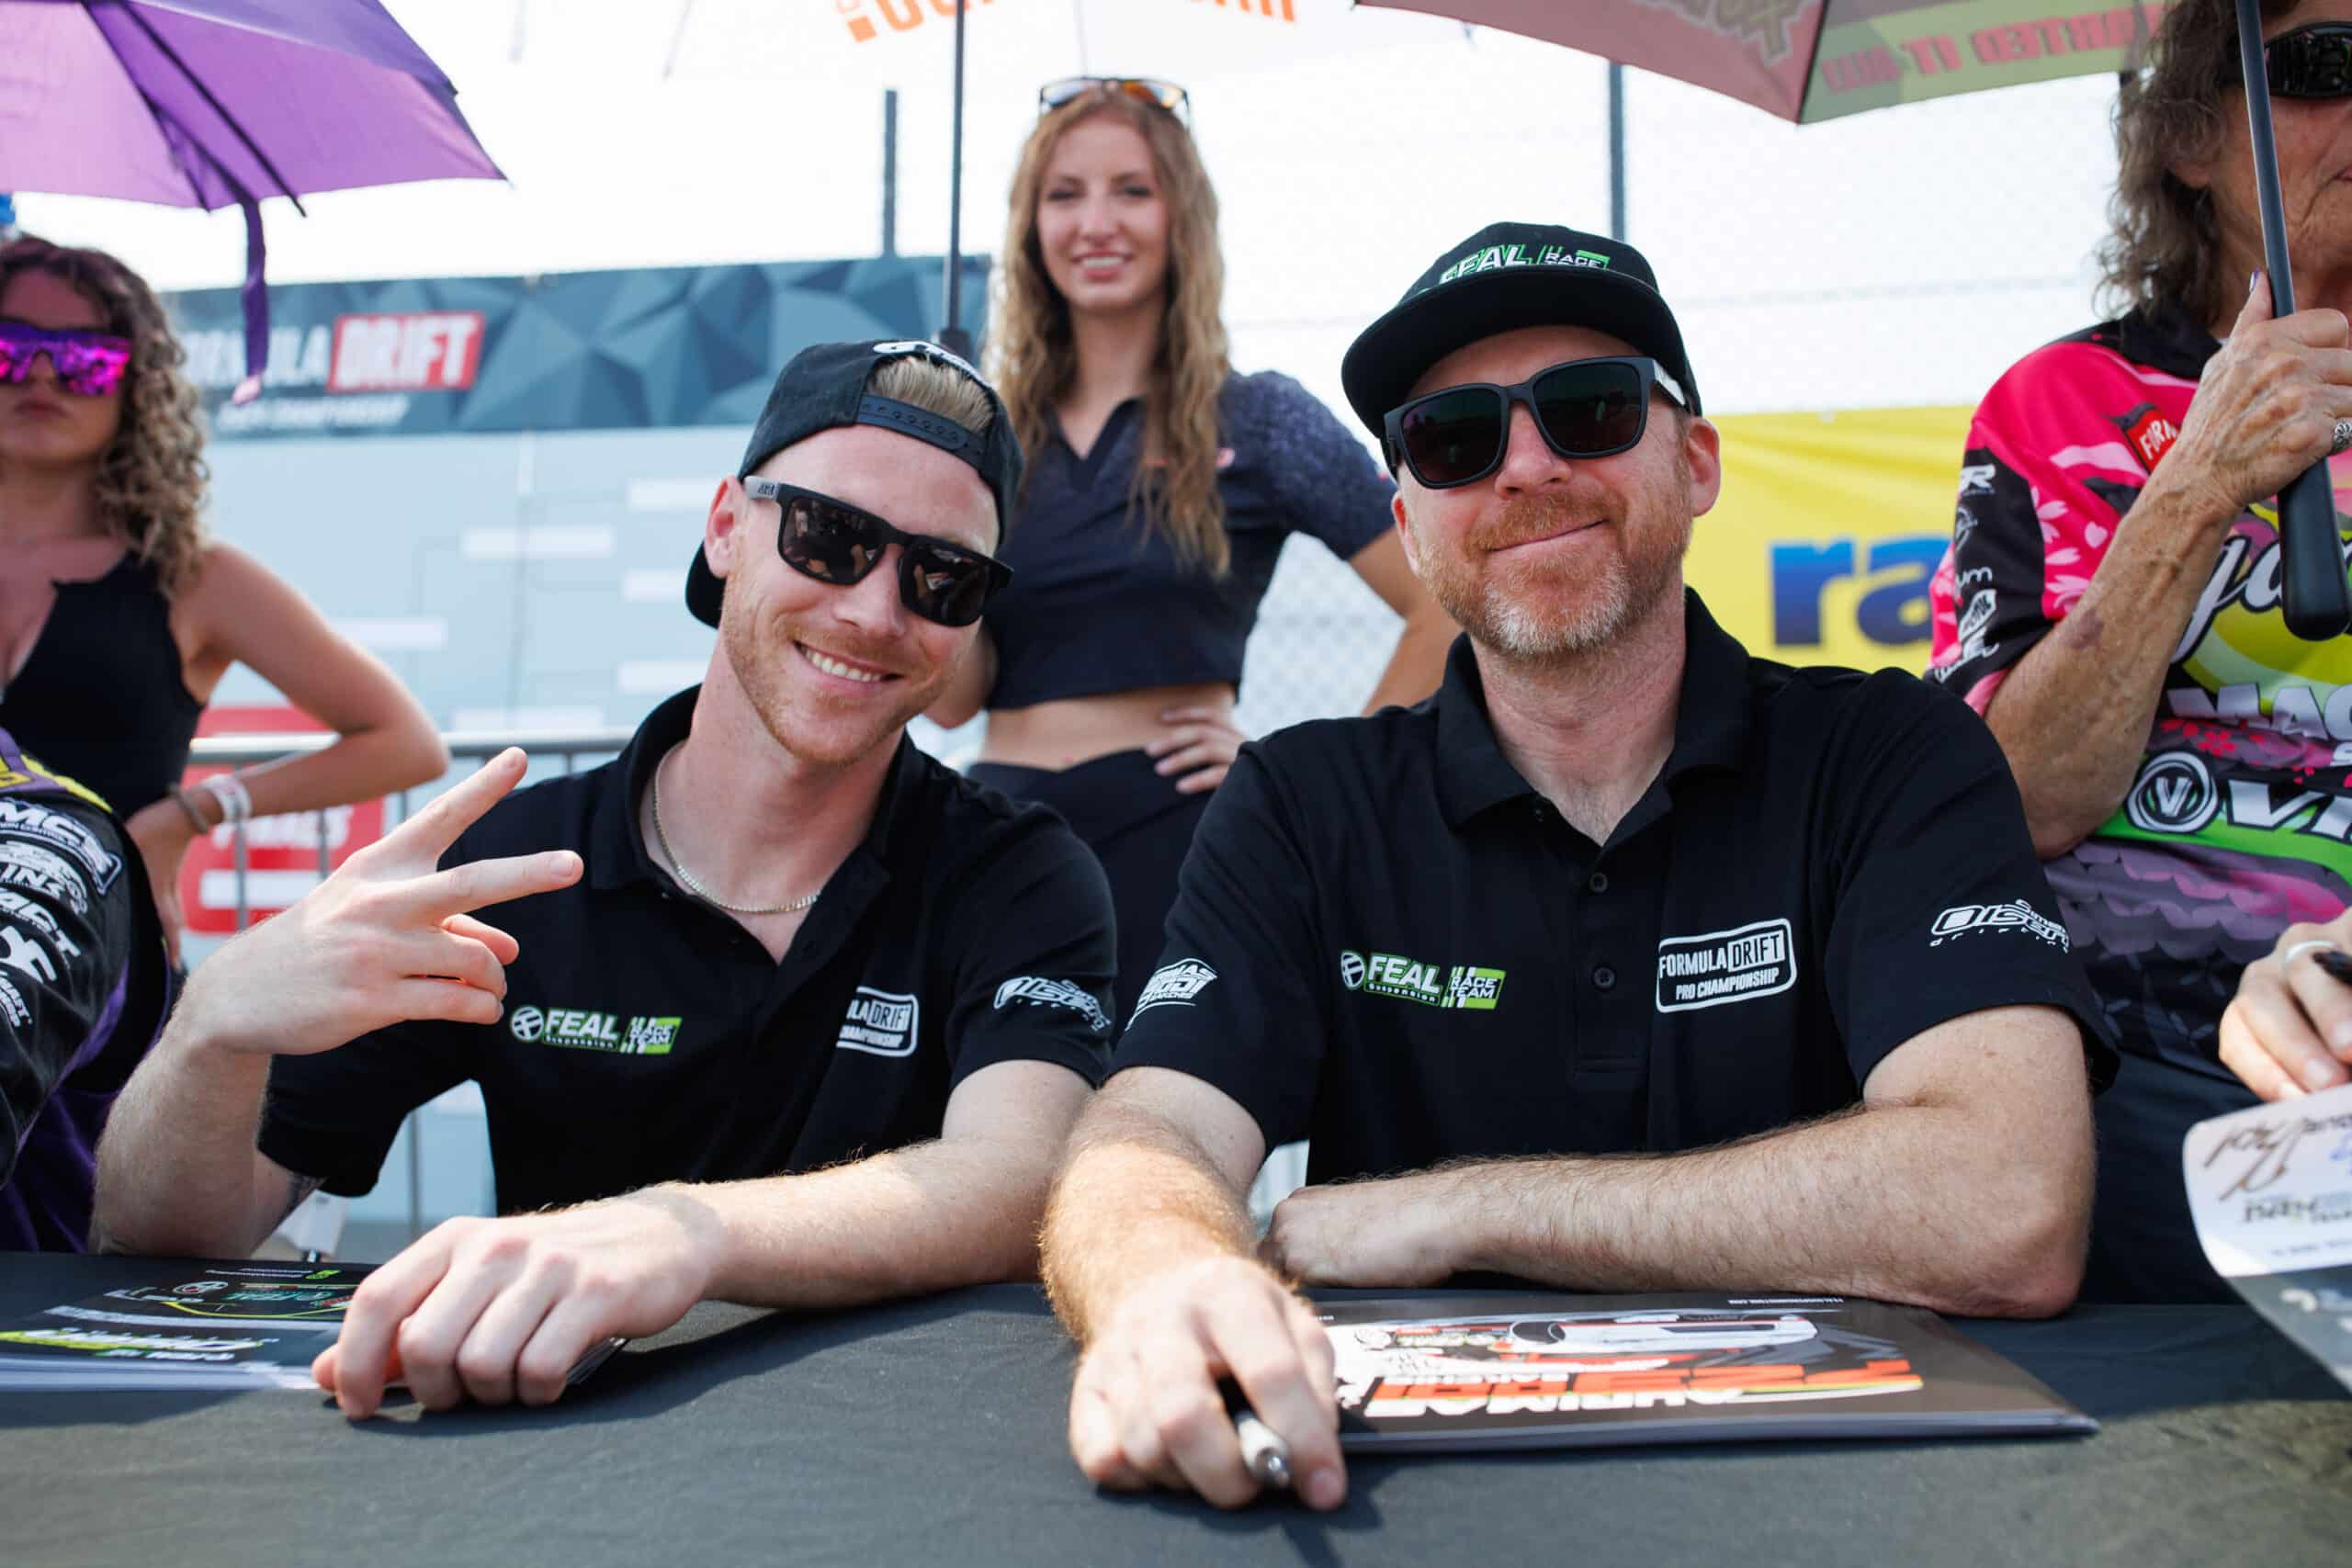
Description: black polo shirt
259,689,1117,1214
1114,593,2117,1181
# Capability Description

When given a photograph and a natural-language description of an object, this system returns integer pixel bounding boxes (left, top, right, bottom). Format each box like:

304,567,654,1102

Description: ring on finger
2333,419,2352,457
2280,938,2340,968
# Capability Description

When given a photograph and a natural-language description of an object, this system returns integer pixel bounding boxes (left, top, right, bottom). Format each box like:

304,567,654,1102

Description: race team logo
1132,959,1217,1021
992,976,1111,1034
0,887,80,959
1655,918,1797,1013
1928,901,2069,951
0,798,124,890
1435,243,1613,288
508,1004,683,1055
1340,950,1508,1010
2124,751,2221,836
838,987,920,1057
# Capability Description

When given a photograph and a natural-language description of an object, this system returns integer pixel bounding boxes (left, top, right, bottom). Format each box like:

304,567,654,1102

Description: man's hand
2220,910,2352,1100
174,749,580,1059
1067,1255,1344,1511
314,1187,726,1418
1261,1171,1468,1288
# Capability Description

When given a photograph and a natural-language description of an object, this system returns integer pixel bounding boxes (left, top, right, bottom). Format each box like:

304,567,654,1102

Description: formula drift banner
164,255,989,440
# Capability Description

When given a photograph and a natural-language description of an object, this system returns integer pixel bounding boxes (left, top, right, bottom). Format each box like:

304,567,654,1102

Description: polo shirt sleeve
1817,673,2120,1092
939,815,1119,1089
0,802,136,1182
1249,372,1397,560
257,1018,472,1199
1110,744,1327,1149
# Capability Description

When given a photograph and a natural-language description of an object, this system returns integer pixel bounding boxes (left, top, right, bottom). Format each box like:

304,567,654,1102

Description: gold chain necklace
648,745,820,916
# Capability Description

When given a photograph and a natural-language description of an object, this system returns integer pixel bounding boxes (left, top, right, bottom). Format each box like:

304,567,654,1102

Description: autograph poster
2185,1080,2352,1392
1323,1294,2093,1451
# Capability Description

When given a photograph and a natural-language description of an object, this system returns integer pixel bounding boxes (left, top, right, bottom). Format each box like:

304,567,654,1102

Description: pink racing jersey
1928,303,2352,1074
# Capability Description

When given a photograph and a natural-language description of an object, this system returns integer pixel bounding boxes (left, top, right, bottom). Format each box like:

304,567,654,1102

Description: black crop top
985,371,1396,710
0,553,202,818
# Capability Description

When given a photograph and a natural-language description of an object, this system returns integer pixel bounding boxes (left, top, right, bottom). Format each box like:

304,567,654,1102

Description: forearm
1446,1100,2090,1318
1360,603,1454,715
90,1020,284,1257
227,723,449,823
667,1130,1063,1311
1042,1102,1258,1344
1984,478,2232,855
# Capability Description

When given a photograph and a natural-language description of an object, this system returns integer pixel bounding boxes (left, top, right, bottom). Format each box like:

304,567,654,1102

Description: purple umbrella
1,0,503,398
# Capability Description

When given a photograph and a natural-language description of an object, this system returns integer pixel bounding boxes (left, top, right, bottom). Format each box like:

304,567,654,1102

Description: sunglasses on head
2239,23,2352,97
1383,355,1689,491
1037,76,1191,126
0,320,131,398
745,478,1011,628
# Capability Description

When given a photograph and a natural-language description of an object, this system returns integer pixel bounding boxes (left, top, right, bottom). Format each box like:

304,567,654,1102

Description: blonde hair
0,236,209,595
990,90,1233,574
869,352,995,434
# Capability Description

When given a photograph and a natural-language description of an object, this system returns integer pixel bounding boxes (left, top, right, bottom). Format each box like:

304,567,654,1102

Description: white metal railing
187,728,636,1242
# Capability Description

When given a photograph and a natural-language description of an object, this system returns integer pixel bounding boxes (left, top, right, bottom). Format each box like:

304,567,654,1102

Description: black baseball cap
685,338,1023,627
1340,221,1702,441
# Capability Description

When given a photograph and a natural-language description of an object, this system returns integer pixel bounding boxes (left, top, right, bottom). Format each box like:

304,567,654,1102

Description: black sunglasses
1383,356,1689,491
1037,76,1192,126
745,479,1011,628
2235,23,2352,97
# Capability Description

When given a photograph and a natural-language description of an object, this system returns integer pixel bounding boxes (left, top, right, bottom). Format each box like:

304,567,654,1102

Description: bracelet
168,784,211,833
198,772,254,827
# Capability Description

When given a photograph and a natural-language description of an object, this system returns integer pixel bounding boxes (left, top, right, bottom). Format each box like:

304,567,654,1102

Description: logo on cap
1435,243,1614,289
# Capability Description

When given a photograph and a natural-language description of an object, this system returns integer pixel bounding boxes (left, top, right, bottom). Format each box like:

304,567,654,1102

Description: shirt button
1592,964,1617,990
1587,871,1609,895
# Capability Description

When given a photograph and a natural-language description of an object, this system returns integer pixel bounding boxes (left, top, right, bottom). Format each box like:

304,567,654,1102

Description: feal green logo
1340,951,1506,1010
508,1005,681,1055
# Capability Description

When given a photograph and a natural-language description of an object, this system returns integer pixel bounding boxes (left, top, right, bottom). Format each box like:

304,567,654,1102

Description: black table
3,1253,2346,1567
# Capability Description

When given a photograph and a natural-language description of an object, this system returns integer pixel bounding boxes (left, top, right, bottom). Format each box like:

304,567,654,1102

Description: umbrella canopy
1360,0,2169,122
1,0,504,394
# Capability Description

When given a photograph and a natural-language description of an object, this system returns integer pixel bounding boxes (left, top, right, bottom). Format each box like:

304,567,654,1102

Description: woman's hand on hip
1148,705,1248,795
121,796,197,964
2159,272,2352,532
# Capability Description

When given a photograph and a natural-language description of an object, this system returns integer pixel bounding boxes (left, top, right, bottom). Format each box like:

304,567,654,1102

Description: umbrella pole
940,0,972,358
2235,0,2350,638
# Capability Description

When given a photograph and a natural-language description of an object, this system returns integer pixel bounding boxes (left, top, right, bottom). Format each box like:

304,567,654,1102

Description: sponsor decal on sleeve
0,798,122,891
1927,900,2069,950
1131,959,1218,1021
0,926,60,987
1656,918,1797,1013
992,976,1112,1034
837,987,920,1057
0,840,89,915
0,888,80,960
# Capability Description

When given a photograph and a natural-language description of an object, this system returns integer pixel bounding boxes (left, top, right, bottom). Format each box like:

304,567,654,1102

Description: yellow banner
1684,406,1975,674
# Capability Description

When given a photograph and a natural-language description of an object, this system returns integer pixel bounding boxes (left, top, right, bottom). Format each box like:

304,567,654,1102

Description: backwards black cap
684,338,1023,627
1340,221,1701,441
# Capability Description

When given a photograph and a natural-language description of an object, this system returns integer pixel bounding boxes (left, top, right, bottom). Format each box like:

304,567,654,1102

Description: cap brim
685,544,722,627
1340,267,1696,437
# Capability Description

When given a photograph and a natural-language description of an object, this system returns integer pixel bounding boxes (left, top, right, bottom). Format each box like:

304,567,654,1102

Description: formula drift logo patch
1656,918,1797,1013
1131,959,1217,1021
1928,901,2069,951
508,1005,684,1055
837,987,919,1057
993,976,1111,1034
328,311,484,392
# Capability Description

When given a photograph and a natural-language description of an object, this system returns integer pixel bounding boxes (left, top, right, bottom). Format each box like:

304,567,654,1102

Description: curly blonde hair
2099,0,2299,326
1,236,209,595
990,89,1233,574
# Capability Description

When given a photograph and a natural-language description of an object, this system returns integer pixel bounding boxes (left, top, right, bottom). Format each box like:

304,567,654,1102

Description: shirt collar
1434,590,1755,829
587,686,920,892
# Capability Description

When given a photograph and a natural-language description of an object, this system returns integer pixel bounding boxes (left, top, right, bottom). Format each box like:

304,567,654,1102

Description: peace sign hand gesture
179,750,582,1059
